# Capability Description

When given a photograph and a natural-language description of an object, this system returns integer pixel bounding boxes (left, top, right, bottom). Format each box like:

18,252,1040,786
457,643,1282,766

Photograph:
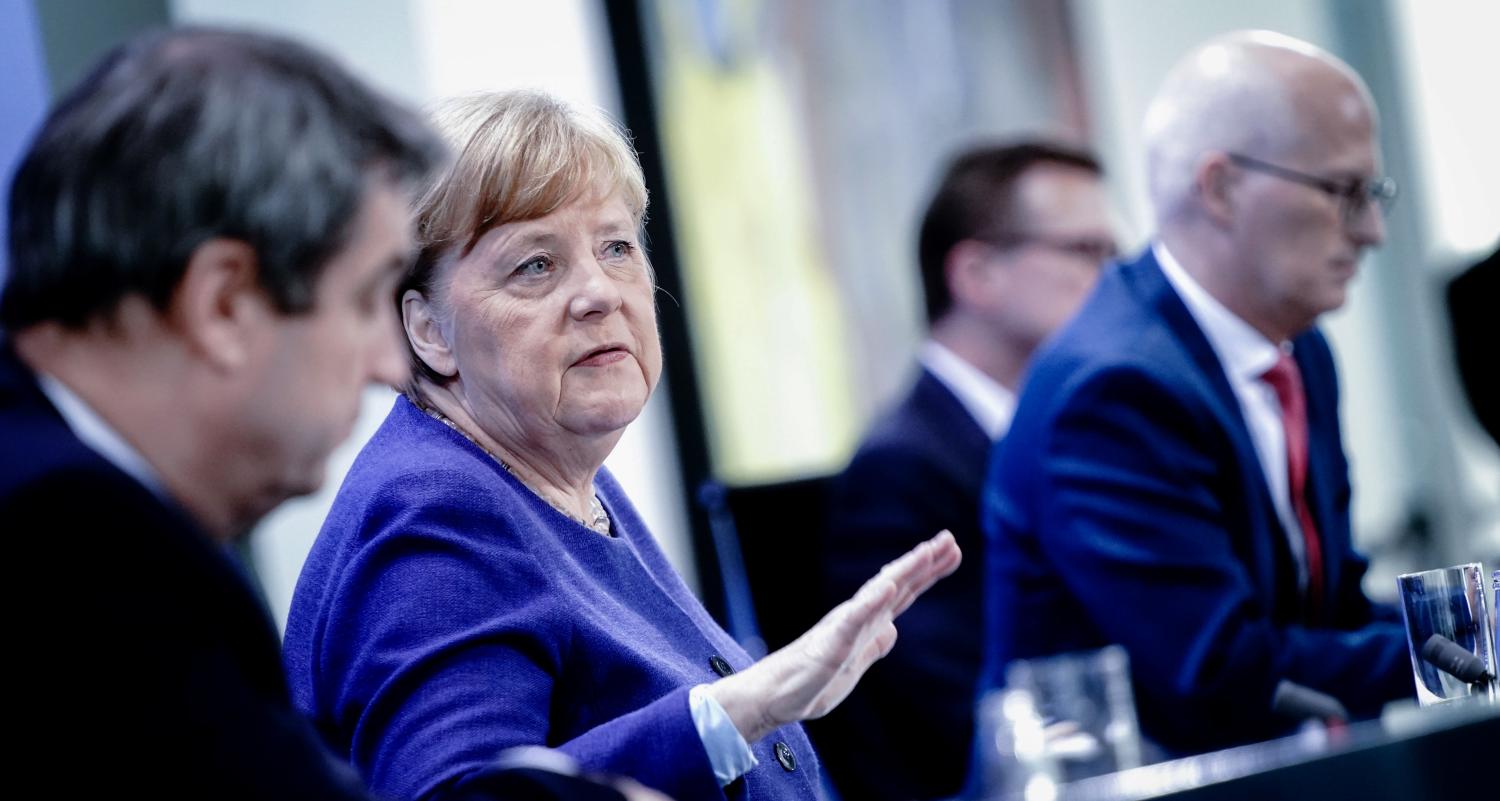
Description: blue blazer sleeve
311,472,723,801
1020,364,1409,744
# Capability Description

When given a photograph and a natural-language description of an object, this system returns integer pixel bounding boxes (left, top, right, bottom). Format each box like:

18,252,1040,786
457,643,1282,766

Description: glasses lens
1057,239,1117,265
1372,177,1398,212
1088,242,1120,264
1343,177,1398,221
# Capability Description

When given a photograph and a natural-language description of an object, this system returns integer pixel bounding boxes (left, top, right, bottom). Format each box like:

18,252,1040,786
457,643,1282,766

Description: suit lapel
1294,332,1340,612
910,366,993,493
1117,251,1299,611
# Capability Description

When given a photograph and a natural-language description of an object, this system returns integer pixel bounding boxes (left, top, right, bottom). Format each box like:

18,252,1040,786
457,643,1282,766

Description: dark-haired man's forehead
1008,161,1105,227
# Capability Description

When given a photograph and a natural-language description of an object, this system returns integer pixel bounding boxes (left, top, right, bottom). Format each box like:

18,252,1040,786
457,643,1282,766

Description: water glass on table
975,645,1143,798
1396,562,1497,707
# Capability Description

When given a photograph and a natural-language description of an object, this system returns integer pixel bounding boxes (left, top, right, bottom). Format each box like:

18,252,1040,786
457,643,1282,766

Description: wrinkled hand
706,530,961,743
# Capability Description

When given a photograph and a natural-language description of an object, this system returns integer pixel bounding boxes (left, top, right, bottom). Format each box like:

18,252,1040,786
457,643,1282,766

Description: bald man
979,31,1412,755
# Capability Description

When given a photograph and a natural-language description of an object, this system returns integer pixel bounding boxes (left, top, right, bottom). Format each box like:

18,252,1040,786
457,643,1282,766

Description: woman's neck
411,381,610,521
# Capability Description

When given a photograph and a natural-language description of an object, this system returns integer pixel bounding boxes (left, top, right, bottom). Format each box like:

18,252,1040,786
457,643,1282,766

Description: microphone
1419,633,1493,684
1272,680,1349,724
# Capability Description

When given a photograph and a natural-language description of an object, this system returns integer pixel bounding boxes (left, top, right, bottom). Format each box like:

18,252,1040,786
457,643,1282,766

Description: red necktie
1262,352,1324,619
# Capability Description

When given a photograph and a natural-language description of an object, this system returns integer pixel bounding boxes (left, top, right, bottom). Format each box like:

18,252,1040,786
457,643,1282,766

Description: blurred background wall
3,0,1495,629
0,0,49,282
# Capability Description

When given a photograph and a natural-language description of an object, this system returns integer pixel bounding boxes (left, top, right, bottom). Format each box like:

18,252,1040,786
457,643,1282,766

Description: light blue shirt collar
35,372,165,497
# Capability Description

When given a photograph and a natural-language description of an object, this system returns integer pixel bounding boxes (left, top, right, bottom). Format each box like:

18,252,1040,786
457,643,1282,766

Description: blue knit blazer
283,396,820,800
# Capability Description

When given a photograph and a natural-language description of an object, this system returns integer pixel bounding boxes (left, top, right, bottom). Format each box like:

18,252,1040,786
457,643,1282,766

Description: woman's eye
604,241,633,259
514,256,551,276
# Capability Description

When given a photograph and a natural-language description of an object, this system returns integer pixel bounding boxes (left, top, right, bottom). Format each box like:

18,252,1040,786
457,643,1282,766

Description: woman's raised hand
706,530,962,743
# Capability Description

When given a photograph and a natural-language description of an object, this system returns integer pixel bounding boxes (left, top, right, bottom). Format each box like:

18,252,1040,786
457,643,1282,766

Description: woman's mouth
574,345,629,367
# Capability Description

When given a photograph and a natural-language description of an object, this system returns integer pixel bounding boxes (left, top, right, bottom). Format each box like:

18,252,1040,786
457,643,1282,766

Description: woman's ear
401,289,458,378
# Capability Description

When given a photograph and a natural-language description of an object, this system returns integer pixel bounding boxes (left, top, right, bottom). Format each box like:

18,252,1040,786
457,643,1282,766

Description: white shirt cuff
688,683,758,785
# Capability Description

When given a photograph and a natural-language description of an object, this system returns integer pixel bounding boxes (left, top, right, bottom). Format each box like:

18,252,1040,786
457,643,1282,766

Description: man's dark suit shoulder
1,349,372,800
826,367,989,589
839,369,988,502
814,367,990,801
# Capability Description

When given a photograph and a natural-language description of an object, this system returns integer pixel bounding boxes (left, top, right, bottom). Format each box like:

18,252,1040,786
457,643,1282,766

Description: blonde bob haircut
400,90,649,388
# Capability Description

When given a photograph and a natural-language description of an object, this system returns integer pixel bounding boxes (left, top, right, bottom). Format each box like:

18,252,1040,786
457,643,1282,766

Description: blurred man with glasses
980,30,1412,757
817,141,1115,801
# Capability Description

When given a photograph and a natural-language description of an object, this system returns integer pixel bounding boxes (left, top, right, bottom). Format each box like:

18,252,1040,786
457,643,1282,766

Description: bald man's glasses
1228,153,1398,222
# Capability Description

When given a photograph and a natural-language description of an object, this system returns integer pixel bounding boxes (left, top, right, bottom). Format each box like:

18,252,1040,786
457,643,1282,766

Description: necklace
417,403,612,537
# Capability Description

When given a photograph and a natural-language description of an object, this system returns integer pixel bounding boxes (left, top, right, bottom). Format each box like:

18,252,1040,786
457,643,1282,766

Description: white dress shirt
919,340,1018,441
1154,242,1309,588
36,371,165,497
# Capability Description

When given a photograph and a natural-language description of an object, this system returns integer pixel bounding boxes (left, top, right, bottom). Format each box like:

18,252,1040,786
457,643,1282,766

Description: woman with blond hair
283,90,959,800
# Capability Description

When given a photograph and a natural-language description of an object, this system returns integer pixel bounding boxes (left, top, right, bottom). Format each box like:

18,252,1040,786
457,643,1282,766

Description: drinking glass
975,645,1142,798
1396,563,1497,706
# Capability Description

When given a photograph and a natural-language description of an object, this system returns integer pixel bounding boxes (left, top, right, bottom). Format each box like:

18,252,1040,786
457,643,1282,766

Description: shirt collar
35,372,166,496
1153,241,1287,382
918,340,1016,439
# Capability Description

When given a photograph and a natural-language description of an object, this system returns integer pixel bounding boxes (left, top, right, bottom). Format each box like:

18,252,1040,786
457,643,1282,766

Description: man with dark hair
815,140,1115,801
1,28,650,800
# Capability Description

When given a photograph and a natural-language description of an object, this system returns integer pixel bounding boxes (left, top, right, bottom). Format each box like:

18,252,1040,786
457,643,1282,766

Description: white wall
170,0,694,630
1394,0,1500,259
1388,0,1500,557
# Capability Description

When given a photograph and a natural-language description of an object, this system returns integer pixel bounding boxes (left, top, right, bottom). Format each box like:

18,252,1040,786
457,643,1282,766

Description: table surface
980,701,1500,801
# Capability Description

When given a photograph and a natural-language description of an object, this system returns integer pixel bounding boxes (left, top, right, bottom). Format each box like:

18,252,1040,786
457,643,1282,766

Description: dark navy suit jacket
816,367,991,800
0,344,377,799
979,249,1412,754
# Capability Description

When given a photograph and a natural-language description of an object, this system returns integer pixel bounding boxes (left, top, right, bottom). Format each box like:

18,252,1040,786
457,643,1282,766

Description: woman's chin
557,395,649,438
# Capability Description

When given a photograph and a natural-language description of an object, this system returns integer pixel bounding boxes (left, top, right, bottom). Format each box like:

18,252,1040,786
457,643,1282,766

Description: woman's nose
568,257,625,320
